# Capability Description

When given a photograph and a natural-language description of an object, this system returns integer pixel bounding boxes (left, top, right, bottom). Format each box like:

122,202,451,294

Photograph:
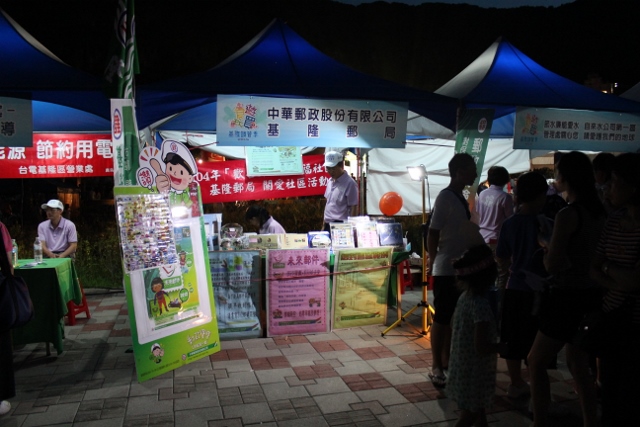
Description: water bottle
34,236,43,264
11,239,18,268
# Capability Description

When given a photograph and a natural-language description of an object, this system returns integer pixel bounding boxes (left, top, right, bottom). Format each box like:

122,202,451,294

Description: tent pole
358,149,365,215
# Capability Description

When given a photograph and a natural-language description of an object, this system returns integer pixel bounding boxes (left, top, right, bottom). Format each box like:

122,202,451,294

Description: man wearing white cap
37,199,77,259
322,151,358,231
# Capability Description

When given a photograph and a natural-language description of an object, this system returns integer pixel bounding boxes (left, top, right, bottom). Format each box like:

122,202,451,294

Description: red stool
66,280,91,325
398,259,414,294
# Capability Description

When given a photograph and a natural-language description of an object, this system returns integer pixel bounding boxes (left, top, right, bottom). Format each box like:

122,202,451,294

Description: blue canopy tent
0,9,110,131
32,101,110,133
622,82,640,102
137,19,458,140
434,37,640,138
367,38,640,215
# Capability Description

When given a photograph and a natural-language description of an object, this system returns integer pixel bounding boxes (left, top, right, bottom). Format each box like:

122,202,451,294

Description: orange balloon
379,192,403,216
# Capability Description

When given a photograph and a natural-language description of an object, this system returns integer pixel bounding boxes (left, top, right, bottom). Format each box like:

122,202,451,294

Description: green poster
332,247,393,329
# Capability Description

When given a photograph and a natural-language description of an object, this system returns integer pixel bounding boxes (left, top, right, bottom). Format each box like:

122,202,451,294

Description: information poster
332,247,393,329
209,251,262,340
266,248,331,337
113,138,220,382
245,146,303,176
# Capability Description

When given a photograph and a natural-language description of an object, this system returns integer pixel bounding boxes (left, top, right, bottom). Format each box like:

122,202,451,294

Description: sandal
428,371,447,388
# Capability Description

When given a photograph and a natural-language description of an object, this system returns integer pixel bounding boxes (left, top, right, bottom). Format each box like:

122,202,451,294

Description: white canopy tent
366,139,531,216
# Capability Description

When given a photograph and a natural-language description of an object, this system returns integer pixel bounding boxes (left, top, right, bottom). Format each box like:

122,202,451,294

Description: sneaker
507,382,531,399
0,401,11,415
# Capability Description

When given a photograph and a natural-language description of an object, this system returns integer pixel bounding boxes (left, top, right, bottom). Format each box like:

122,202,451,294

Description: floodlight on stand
407,165,427,182
381,164,434,338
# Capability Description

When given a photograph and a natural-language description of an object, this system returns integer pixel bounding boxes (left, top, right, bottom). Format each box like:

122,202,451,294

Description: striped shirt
596,208,640,324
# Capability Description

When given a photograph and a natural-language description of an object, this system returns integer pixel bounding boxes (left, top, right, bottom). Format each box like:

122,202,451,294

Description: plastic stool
66,280,91,325
398,259,414,294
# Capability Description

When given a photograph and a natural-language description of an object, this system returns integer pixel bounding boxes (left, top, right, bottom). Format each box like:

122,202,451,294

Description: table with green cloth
11,258,82,355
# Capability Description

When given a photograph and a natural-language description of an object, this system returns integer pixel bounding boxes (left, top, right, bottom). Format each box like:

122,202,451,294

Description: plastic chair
66,280,91,325
398,259,414,294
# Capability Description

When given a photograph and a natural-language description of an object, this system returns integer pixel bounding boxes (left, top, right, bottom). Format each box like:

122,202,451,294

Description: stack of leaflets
281,234,309,249
330,223,355,249
247,234,282,252
354,221,380,248
308,231,331,248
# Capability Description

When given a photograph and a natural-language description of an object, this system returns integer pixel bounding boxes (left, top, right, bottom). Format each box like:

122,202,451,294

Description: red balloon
379,192,403,216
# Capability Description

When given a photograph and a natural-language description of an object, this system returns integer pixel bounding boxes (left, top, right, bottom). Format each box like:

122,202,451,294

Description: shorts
500,289,538,360
432,275,460,325
538,287,603,343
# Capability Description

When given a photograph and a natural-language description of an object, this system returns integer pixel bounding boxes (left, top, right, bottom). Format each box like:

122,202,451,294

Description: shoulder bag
0,235,35,332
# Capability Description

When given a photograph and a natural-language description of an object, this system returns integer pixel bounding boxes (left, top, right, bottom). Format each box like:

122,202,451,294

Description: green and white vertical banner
111,99,142,186
104,0,139,100
455,108,494,200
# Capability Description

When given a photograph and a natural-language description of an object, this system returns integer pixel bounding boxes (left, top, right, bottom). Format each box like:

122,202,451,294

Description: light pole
407,165,433,334
381,165,434,337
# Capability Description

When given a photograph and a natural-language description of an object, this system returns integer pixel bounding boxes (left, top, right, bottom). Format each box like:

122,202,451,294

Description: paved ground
2,287,589,427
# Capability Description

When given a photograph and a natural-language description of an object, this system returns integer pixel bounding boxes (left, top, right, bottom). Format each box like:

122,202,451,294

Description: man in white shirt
426,153,478,387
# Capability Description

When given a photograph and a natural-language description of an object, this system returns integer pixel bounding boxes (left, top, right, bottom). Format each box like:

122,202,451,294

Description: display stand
381,255,434,338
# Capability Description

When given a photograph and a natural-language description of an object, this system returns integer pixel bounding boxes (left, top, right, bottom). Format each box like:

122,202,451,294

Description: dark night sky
1,0,639,93
334,0,575,7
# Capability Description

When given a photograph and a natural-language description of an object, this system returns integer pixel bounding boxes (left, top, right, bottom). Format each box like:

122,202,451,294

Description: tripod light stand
381,165,434,337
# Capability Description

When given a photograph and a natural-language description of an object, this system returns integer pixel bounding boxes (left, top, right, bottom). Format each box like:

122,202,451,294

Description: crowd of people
2,150,638,424
427,151,640,427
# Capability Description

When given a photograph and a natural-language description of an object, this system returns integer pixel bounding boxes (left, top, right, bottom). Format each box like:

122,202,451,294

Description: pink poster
265,248,330,337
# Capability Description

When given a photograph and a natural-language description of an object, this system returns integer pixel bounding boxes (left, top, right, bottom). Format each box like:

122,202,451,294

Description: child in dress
446,244,507,427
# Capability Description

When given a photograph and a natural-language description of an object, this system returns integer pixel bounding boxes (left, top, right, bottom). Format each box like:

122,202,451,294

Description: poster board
112,135,220,382
332,247,393,329
209,251,262,340
265,248,331,337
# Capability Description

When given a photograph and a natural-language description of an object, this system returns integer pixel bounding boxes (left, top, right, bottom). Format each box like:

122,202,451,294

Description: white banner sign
217,95,408,148
514,107,640,152
0,97,33,147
